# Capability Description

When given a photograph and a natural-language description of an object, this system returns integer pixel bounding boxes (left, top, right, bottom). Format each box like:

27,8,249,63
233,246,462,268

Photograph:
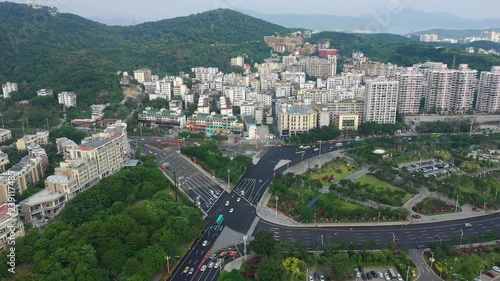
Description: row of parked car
356,266,402,281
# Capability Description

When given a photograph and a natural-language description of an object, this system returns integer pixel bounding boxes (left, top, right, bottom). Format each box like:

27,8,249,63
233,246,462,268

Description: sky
4,0,498,23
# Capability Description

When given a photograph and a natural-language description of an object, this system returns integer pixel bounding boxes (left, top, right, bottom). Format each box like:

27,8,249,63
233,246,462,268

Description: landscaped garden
340,175,415,207
413,197,461,215
307,158,360,186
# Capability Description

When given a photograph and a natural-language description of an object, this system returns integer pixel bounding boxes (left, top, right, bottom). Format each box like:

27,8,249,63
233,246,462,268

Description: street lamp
392,233,395,243
164,255,171,273
227,169,230,190
405,266,410,281
460,229,464,246
321,234,324,247
275,196,279,219
318,140,323,157
378,211,381,225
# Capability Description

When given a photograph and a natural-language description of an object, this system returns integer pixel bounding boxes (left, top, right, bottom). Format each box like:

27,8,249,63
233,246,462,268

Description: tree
219,269,245,281
282,257,305,281
255,255,288,281
249,231,277,256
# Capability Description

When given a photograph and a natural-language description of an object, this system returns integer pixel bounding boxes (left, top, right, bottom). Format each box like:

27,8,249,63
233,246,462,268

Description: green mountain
0,2,289,105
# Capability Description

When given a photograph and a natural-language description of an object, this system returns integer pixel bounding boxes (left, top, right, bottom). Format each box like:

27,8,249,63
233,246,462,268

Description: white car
465,223,472,228
229,208,234,213
225,201,230,206
309,276,313,281
202,240,208,246
493,266,500,273
214,261,220,268
207,262,214,268
200,265,207,272
320,275,325,281
236,197,241,202
384,273,391,281
396,273,403,281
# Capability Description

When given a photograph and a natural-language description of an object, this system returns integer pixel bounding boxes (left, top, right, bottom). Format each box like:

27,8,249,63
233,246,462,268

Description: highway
132,137,500,281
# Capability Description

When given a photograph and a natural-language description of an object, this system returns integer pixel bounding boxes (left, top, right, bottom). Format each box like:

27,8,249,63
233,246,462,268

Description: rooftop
285,105,317,115
20,189,66,206
45,175,73,184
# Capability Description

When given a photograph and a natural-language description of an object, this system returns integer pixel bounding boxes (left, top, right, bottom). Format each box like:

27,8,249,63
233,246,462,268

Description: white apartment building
396,68,425,115
197,97,210,114
36,88,53,97
0,155,46,204
58,91,77,107
256,92,273,107
152,79,172,100
424,64,477,113
220,97,233,116
477,66,500,113
420,34,439,42
0,150,9,173
231,56,245,67
281,71,306,84
363,78,399,124
367,63,399,77
275,82,293,98
224,86,246,106
277,105,318,137
1,82,18,98
55,137,78,159
192,67,219,83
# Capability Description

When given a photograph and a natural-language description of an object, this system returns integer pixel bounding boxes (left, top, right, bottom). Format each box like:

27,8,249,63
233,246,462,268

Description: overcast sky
4,0,498,22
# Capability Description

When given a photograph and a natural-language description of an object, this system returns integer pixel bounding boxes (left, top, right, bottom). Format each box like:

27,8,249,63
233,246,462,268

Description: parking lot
355,266,404,281
400,159,458,178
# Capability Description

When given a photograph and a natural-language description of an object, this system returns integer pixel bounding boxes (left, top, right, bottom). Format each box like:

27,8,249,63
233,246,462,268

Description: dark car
371,271,377,277
486,272,496,278
361,273,367,280
358,266,364,273
314,272,319,280
367,273,372,280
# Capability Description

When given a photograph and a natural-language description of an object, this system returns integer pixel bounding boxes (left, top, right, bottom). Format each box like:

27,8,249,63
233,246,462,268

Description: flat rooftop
21,189,65,206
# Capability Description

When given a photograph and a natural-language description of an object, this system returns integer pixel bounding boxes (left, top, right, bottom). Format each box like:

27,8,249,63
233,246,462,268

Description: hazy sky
4,0,498,22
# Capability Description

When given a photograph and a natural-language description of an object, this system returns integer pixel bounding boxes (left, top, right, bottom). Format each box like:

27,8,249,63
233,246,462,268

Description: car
229,208,234,213
371,270,377,277
396,273,403,281
314,272,319,280
229,251,238,257
202,240,208,246
384,273,391,281
299,145,304,149
356,272,361,278
208,262,214,268
378,272,384,278
320,275,325,281
183,266,190,274
486,272,496,278
140,138,145,141
200,265,207,272
219,251,227,257
309,276,313,281
367,273,372,280
465,223,472,228
358,266,364,273
417,244,426,249
493,266,500,273
412,214,421,219
361,273,367,280
188,268,194,275
236,197,241,202
214,261,220,268
225,201,230,206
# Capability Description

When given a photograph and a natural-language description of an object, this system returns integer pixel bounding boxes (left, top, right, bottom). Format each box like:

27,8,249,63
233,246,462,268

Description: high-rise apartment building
477,66,500,113
396,68,425,115
363,78,399,124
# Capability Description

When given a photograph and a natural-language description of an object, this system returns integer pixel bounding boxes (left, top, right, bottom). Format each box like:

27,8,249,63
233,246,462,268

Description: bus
215,214,224,225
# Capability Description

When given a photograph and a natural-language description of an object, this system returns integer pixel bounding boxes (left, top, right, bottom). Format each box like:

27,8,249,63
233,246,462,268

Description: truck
388,268,397,279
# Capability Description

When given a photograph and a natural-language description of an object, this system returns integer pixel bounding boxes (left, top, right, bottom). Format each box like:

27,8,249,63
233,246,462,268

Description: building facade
58,91,77,107
396,68,425,115
363,78,399,124
477,66,500,113
277,105,318,138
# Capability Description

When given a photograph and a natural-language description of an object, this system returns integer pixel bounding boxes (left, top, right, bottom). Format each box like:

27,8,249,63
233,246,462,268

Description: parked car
219,251,227,257
384,272,391,281
225,201,230,206
485,272,496,278
320,275,325,281
358,266,365,273
378,272,384,278
412,214,421,219
493,266,500,273
229,251,238,257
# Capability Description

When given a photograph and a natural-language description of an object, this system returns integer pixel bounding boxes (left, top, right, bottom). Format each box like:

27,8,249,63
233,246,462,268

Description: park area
346,175,415,207
413,197,460,215
307,158,359,186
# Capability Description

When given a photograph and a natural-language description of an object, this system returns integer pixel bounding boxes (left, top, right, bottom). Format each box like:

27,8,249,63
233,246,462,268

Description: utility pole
22,122,25,136
406,266,410,281
227,169,230,190
165,255,171,273
455,195,459,213
378,211,381,225
319,140,323,157
460,229,463,245
46,118,49,130
242,235,248,261
275,196,279,218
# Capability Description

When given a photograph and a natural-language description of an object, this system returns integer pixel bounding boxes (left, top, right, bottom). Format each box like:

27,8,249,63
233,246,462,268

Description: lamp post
321,234,324,247
392,233,395,243
406,266,410,281
227,169,230,190
378,211,381,225
460,229,464,246
318,140,323,157
430,252,435,268
483,202,486,213
164,255,171,273
275,196,279,219
455,195,459,213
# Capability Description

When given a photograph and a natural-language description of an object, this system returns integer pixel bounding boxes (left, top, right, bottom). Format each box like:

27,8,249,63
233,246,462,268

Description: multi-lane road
132,137,500,281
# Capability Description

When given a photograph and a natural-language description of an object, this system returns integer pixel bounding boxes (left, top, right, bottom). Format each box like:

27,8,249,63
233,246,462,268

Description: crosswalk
233,178,269,205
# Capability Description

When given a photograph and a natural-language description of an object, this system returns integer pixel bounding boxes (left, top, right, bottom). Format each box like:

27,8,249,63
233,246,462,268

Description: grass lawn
308,161,359,186
414,197,461,215
355,175,414,205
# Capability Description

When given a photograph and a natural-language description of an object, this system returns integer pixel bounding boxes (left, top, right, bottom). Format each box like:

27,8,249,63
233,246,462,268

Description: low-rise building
0,204,25,250
36,89,53,97
0,129,12,143
138,107,187,129
0,150,9,173
187,113,243,134
16,131,49,151
19,189,66,221
56,137,78,159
